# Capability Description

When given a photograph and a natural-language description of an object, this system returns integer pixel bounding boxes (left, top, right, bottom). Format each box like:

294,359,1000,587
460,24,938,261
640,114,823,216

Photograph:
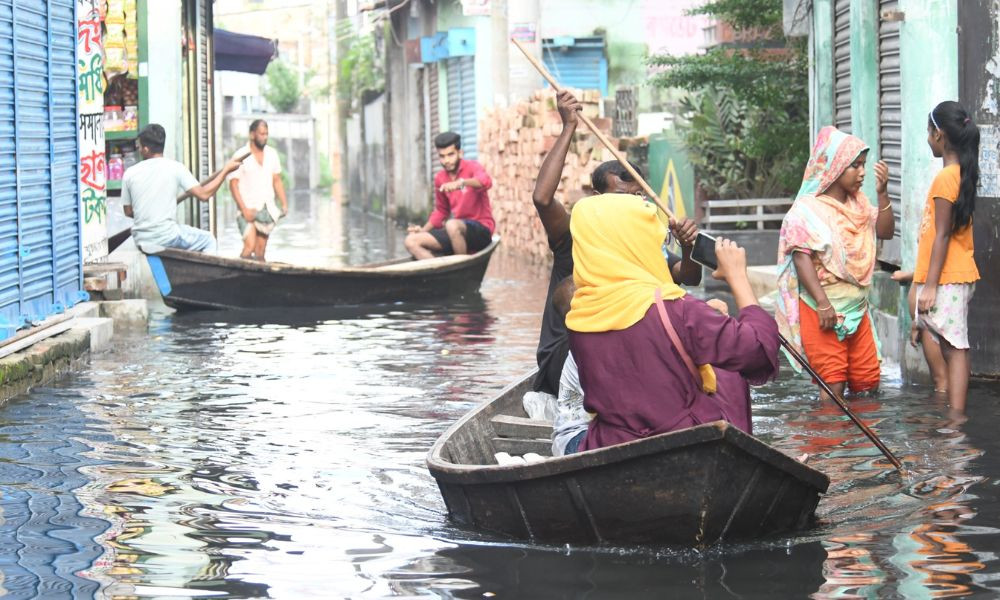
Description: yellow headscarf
565,193,716,393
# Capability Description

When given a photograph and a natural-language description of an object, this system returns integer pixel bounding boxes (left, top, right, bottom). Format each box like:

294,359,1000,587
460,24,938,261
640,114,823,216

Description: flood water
2,192,1000,598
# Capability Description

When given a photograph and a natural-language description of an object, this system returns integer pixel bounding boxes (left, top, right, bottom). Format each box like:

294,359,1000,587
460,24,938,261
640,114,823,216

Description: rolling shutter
832,0,852,133
542,36,608,96
0,0,83,341
445,55,476,159
878,0,902,262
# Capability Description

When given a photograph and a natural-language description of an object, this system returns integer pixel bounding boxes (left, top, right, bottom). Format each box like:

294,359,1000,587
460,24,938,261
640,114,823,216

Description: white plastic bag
522,391,557,422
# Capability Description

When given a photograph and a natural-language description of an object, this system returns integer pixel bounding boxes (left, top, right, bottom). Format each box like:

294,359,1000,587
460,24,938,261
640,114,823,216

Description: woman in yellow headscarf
566,194,780,452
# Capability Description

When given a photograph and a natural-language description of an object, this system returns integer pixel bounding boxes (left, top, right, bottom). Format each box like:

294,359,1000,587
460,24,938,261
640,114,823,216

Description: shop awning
214,28,277,74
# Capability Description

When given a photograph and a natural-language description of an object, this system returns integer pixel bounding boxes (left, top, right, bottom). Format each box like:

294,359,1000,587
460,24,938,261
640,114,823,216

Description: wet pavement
1,192,999,598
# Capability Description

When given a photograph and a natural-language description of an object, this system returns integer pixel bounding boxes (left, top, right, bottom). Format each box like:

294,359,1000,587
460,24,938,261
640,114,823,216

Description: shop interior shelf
105,130,138,141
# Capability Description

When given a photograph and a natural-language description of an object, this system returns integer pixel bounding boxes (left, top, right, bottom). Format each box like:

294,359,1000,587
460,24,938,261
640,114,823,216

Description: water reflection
0,196,999,597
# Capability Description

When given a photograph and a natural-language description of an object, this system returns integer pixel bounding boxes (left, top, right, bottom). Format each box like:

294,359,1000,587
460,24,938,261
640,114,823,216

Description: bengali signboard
78,0,108,261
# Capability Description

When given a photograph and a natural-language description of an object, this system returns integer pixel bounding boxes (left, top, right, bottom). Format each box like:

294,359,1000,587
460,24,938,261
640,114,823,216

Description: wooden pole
510,37,676,222
779,335,906,473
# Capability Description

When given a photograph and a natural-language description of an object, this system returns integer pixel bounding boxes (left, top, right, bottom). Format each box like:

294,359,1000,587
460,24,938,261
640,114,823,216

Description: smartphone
690,232,718,270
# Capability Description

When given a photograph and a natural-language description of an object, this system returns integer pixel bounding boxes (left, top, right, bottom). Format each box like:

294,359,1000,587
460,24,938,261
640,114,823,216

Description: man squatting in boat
405,132,496,260
122,124,243,254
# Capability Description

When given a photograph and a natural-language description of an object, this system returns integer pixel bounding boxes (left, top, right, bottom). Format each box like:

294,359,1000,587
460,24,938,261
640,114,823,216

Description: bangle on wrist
879,203,892,212
816,303,833,311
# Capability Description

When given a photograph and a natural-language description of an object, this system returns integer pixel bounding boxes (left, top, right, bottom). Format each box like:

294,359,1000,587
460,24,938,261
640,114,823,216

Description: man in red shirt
405,132,495,259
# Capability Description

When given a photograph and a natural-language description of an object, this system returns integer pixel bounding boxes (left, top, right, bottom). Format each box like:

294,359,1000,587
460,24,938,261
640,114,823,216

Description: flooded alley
0,195,996,598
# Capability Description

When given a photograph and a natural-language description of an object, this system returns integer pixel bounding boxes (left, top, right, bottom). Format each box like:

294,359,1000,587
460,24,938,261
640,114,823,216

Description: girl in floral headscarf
776,126,896,400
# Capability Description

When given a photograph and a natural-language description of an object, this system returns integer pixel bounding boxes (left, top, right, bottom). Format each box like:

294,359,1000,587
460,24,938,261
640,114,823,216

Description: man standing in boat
122,124,243,254
228,119,288,262
404,132,495,259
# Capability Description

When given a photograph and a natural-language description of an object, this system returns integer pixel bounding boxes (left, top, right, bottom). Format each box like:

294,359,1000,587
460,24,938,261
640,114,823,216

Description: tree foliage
262,60,303,113
337,32,384,112
650,0,808,198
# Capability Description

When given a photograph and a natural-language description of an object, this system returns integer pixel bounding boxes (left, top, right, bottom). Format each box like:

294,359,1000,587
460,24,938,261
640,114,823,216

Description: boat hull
145,238,499,310
427,372,830,547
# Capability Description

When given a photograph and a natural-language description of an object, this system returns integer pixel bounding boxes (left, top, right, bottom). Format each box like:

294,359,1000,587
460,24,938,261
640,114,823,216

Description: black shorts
429,219,492,255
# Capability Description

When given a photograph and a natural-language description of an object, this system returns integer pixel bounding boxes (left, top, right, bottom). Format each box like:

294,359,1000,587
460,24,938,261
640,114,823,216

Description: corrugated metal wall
542,37,608,97
445,55,476,159
832,0,852,133
877,0,902,263
0,0,84,341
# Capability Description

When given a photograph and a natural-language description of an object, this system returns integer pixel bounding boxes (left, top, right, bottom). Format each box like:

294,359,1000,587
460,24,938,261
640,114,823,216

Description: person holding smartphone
531,89,701,399
563,194,780,452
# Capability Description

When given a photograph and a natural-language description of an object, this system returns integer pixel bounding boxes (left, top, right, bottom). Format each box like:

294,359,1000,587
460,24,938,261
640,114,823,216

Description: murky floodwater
1,192,999,598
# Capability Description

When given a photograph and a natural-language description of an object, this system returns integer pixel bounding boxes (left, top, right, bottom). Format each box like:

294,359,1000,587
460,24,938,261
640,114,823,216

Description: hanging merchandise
104,0,129,76
124,0,139,76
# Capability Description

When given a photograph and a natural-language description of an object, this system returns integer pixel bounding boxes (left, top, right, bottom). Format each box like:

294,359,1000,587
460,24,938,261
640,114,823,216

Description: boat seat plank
492,437,553,457
491,415,553,439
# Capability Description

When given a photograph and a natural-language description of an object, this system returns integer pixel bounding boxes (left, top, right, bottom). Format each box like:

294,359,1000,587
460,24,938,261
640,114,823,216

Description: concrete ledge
71,317,114,353
746,265,778,299
100,299,149,327
0,329,90,405
69,302,101,319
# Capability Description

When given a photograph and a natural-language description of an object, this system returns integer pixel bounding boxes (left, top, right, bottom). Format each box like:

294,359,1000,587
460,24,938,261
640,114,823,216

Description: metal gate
445,55,476,159
542,36,608,96
877,0,902,263
832,0,852,133
0,0,85,341
181,0,214,230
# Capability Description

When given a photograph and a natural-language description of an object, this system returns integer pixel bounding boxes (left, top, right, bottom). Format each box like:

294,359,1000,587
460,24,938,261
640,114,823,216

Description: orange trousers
798,299,880,392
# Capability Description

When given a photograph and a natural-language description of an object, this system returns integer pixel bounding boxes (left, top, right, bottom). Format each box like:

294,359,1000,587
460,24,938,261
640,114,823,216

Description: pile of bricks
479,88,616,263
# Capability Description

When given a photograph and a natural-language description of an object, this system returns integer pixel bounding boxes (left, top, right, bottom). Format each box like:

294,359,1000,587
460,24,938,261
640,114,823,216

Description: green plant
337,32,384,111
649,0,808,198
317,152,335,190
263,60,303,113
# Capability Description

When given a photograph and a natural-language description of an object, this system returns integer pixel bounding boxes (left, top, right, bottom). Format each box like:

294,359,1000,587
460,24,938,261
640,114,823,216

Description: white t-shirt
228,144,282,215
121,157,199,251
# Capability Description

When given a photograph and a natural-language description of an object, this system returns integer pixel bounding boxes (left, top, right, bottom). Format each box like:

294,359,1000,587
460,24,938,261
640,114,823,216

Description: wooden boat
144,237,499,311
427,371,830,547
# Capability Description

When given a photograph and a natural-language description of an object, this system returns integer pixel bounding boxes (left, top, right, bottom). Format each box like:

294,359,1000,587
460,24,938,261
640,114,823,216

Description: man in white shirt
228,119,288,261
122,124,242,253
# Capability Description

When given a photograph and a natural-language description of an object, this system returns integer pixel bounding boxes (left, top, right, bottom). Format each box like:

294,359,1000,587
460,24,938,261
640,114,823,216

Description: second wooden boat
144,237,499,310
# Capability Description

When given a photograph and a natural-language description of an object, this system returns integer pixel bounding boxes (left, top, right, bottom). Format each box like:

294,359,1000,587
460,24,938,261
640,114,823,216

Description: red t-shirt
430,159,495,233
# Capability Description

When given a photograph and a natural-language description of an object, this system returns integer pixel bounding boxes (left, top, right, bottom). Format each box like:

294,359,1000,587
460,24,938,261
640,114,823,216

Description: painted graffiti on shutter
77,0,108,261
0,0,85,340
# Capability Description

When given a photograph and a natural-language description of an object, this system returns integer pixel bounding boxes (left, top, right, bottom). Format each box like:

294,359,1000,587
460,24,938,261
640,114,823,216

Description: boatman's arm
532,90,580,248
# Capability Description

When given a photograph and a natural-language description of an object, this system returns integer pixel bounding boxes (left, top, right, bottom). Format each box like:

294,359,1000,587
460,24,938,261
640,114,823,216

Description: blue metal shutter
446,55,476,159
542,37,608,96
0,0,83,341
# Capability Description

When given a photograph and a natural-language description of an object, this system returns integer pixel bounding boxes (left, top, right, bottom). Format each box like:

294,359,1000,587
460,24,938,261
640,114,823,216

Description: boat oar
106,150,253,253
513,36,906,475
779,335,905,473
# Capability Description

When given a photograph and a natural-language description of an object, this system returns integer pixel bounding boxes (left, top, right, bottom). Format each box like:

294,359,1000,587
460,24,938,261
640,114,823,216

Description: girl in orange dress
913,102,981,411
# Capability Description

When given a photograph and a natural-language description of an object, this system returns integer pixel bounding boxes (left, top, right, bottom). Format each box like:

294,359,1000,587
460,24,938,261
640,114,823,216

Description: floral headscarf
775,126,879,361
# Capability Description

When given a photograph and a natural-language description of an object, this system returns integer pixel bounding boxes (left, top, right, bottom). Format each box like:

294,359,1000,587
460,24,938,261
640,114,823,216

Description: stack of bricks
479,88,616,263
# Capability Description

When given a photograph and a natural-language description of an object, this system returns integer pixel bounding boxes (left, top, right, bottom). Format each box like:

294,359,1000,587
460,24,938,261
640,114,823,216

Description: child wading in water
911,101,981,411
776,127,896,401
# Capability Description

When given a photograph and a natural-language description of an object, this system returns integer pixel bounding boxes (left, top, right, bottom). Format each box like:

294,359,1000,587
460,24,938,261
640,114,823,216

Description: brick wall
479,89,617,263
